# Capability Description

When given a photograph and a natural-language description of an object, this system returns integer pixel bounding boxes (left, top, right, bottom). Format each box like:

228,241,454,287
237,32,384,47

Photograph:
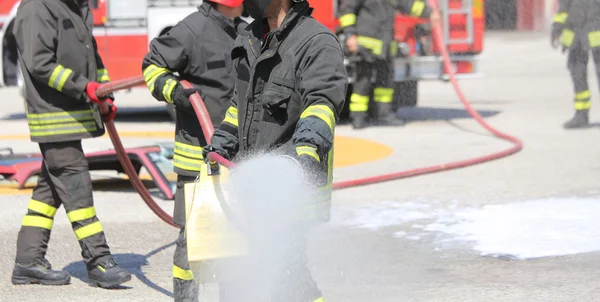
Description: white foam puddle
340,197,600,260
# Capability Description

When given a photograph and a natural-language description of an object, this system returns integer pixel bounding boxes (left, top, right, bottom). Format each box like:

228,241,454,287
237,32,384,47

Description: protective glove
171,84,198,111
202,145,229,163
551,23,563,49
101,99,117,122
294,153,322,176
85,81,108,104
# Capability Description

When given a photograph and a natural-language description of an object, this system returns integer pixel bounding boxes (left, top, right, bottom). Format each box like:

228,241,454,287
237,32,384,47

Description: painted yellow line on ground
0,134,392,195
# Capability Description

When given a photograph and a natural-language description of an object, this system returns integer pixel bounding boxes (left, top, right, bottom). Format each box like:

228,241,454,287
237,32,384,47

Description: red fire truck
0,0,484,119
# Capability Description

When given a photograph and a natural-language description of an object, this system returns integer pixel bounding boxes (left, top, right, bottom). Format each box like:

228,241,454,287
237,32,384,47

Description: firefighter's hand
172,84,198,110
202,145,228,163
294,153,321,176
85,81,109,104
346,35,358,54
101,99,117,122
429,9,442,27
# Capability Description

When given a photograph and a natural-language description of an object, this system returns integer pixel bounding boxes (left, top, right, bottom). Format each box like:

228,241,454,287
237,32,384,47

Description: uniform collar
253,1,312,42
199,2,237,39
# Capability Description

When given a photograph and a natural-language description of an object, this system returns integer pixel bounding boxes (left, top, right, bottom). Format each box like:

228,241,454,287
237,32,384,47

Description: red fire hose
96,3,522,227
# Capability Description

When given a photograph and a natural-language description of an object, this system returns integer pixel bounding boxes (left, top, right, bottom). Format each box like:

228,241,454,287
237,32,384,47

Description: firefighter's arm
13,2,89,101
206,91,240,161
292,34,348,163
92,37,110,83
141,22,195,104
395,0,434,18
553,0,572,25
551,0,573,48
337,0,366,36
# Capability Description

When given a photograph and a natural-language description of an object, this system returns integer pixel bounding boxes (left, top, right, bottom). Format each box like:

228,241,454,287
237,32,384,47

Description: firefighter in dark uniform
338,0,438,129
203,0,347,300
552,0,600,129
11,0,130,287
141,0,244,300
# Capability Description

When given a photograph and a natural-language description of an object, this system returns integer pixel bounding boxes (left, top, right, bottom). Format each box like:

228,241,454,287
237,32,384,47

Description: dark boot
174,278,199,302
563,110,589,129
350,113,368,129
87,259,131,288
372,102,405,126
12,261,71,286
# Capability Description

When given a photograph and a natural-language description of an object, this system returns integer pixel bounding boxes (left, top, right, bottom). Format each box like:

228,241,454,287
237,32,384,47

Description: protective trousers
567,40,600,112
219,226,324,302
349,56,395,119
15,140,112,269
173,175,199,302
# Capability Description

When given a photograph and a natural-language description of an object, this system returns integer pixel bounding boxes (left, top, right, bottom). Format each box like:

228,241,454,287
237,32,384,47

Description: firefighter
203,0,347,300
10,0,130,287
141,1,245,300
552,0,600,129
338,0,439,129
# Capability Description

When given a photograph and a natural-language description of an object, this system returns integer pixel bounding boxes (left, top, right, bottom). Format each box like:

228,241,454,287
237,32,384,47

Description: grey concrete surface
1,30,599,301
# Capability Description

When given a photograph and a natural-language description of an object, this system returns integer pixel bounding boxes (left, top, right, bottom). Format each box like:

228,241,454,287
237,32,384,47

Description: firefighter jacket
554,0,600,50
338,0,433,58
13,0,109,143
142,3,243,177
209,1,348,222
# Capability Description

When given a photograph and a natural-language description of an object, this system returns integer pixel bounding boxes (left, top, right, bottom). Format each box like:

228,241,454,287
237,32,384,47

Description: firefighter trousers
567,40,600,112
349,57,395,119
173,175,199,302
15,140,112,269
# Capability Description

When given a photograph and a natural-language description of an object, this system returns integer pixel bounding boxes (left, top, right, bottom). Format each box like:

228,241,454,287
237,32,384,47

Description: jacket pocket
261,78,294,125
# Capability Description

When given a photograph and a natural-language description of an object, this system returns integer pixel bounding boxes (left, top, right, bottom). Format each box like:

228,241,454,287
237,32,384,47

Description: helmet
210,0,244,7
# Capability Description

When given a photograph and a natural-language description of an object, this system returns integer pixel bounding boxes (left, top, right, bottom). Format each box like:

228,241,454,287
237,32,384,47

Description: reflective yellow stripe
22,215,53,230
296,145,320,162
163,79,178,103
27,111,95,126
223,106,239,127
27,199,57,218
410,0,426,17
48,65,73,92
373,87,394,103
589,31,600,48
575,101,591,110
97,68,110,82
314,297,325,302
143,64,169,93
576,90,590,101
339,14,356,28
67,207,96,222
173,265,194,281
561,29,575,47
390,42,398,57
349,93,369,112
300,104,336,132
173,154,203,172
174,141,204,159
553,12,568,24
29,121,98,137
74,221,103,240
357,36,383,55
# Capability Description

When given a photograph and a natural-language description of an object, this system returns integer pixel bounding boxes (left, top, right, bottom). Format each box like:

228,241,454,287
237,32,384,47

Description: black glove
172,84,198,111
202,145,228,163
551,23,563,49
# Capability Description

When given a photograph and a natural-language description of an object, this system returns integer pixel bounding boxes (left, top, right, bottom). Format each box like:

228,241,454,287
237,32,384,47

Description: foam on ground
341,197,600,259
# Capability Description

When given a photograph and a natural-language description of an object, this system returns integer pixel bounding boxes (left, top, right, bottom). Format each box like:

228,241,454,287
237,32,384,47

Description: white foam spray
213,152,318,300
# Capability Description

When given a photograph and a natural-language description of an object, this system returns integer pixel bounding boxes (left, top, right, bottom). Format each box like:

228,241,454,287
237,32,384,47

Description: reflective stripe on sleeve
48,65,73,92
339,14,356,28
410,0,426,17
223,106,239,127
296,145,320,162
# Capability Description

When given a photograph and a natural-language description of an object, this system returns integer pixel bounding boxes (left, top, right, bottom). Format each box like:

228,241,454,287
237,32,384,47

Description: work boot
87,259,131,288
563,110,589,129
11,260,71,286
372,102,405,126
351,114,368,129
174,278,199,302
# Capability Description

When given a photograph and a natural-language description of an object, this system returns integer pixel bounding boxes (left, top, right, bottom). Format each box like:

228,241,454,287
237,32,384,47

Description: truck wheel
167,103,177,121
393,80,418,111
